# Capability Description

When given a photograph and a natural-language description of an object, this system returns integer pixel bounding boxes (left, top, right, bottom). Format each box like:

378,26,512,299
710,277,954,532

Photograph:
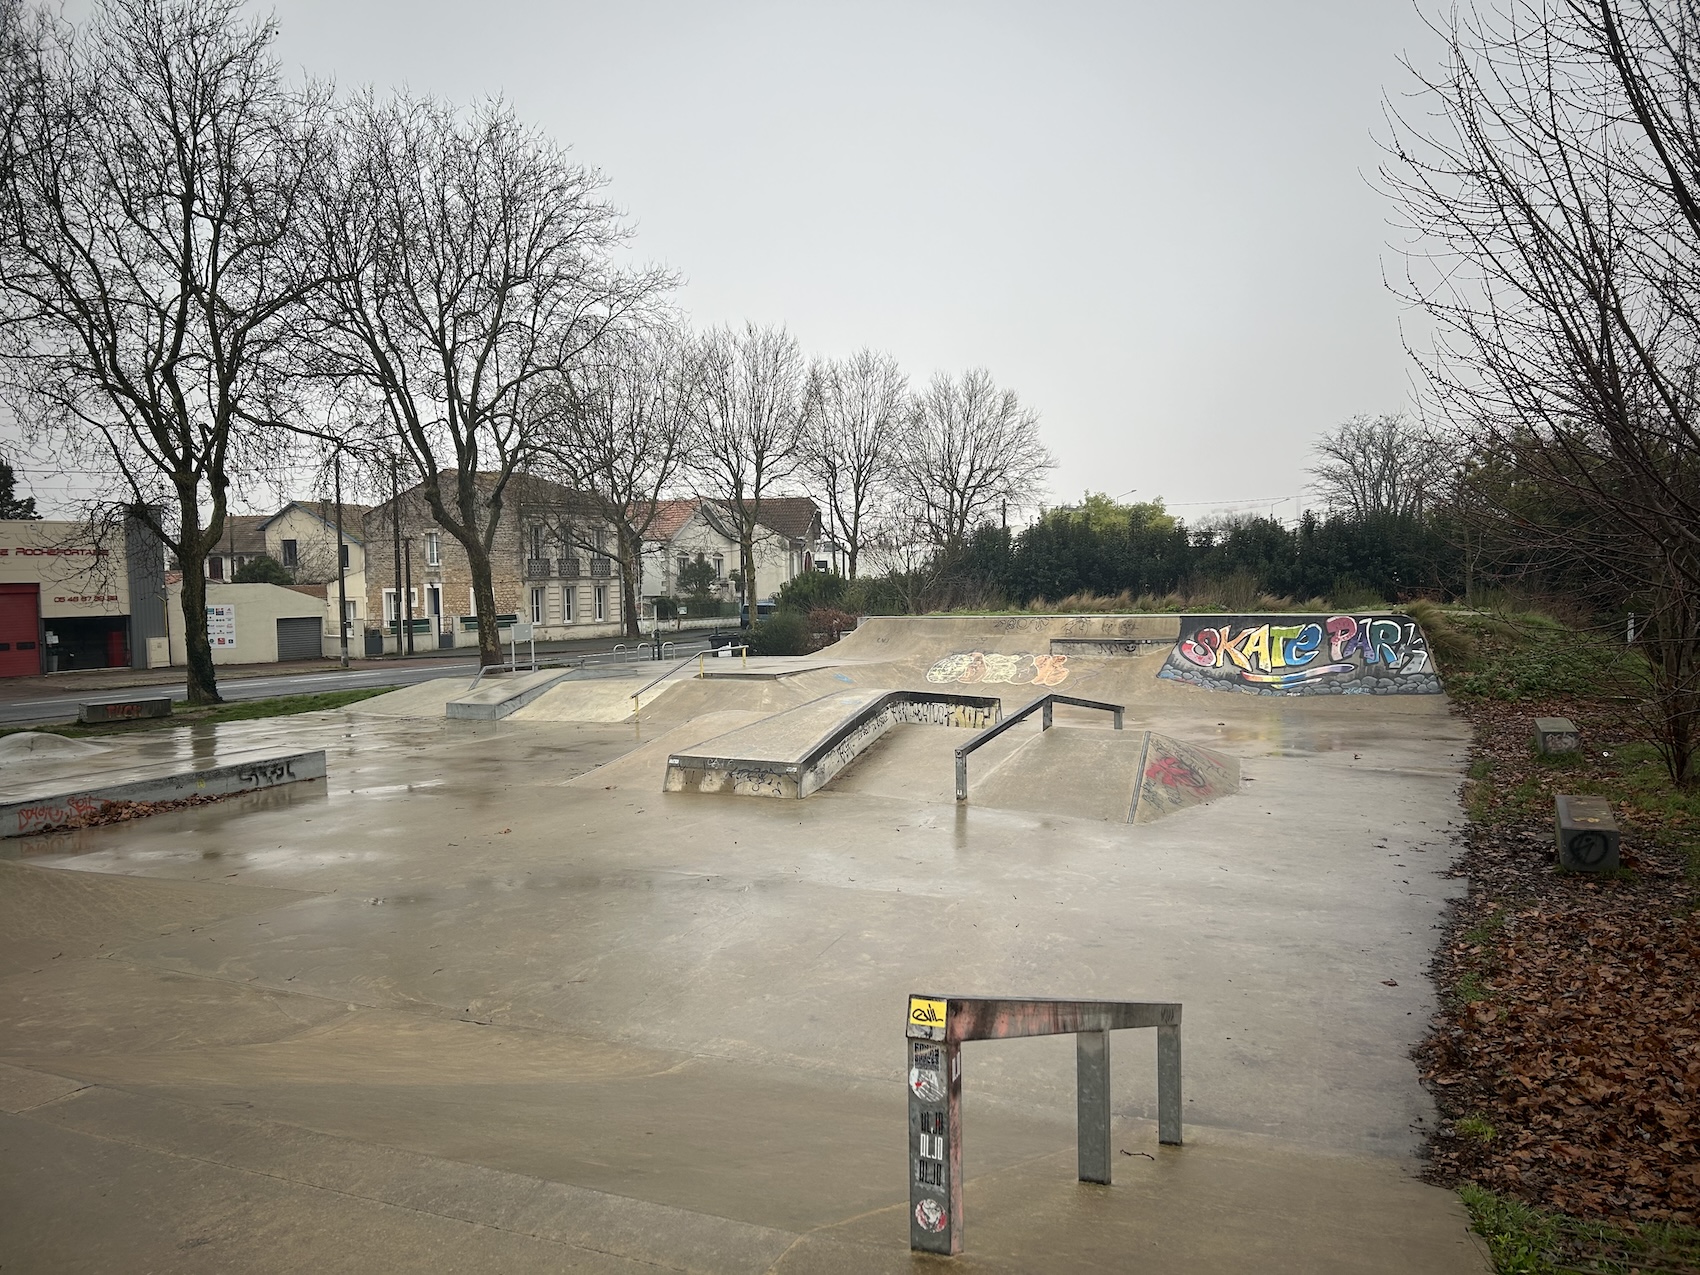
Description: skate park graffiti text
1158,614,1442,696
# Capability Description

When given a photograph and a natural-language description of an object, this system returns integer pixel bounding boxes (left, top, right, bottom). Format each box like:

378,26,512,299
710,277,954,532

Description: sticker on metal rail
907,995,947,1041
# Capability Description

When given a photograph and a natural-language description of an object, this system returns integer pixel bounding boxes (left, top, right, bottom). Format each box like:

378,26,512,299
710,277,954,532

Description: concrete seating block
77,696,172,724
1554,794,1619,871
1534,717,1580,755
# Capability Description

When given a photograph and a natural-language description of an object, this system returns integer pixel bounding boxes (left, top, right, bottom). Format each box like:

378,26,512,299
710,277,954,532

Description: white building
637,497,824,611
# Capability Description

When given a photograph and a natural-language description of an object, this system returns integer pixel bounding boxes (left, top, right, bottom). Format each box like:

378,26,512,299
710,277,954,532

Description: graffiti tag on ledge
1158,614,1442,696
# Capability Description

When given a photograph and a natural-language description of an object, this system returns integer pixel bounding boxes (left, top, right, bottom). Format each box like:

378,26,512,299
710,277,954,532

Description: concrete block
77,696,172,724
1534,717,1580,755
1554,794,1619,871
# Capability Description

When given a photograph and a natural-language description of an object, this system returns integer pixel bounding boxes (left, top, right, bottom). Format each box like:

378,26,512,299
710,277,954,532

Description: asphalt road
0,659,479,727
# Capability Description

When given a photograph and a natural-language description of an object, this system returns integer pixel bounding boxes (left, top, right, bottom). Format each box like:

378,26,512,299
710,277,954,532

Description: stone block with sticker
1554,794,1619,872
1534,717,1580,755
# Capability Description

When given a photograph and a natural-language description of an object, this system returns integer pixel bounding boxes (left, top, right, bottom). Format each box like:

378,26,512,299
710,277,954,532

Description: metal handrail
954,693,1124,801
629,653,702,723
697,644,749,675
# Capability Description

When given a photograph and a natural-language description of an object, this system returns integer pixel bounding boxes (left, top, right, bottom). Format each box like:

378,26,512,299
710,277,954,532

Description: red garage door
0,584,40,677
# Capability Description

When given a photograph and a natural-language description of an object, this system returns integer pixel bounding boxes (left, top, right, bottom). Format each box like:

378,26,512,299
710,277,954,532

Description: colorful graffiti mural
1157,614,1442,696
925,652,1069,687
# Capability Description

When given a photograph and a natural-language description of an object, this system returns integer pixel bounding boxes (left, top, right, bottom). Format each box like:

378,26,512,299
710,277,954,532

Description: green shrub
775,571,847,614
231,554,291,585
747,610,810,656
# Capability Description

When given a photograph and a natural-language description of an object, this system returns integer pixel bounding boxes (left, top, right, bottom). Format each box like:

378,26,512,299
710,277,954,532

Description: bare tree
535,322,697,636
803,348,905,579
0,0,324,702
1385,0,1700,784
1308,412,1445,519
306,92,668,667
689,322,808,621
897,367,1053,557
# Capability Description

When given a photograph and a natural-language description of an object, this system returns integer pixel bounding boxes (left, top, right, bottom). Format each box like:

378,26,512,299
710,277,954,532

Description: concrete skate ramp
972,727,1239,824
821,614,1184,699
664,689,1000,798
1157,613,1443,697
348,678,476,719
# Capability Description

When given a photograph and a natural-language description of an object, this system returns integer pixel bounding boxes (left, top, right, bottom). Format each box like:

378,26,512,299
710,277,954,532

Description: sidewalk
0,629,731,701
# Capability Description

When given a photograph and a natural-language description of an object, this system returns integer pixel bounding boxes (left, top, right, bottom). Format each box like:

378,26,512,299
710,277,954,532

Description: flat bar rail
906,994,1181,1256
954,693,1125,801
629,654,702,723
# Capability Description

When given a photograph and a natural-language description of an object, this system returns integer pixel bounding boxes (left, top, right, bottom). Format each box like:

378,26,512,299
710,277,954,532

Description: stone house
256,500,372,639
364,473,625,650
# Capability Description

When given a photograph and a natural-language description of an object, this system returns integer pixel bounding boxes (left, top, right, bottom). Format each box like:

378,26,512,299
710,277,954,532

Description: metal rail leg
1157,1022,1183,1145
1077,1030,1111,1183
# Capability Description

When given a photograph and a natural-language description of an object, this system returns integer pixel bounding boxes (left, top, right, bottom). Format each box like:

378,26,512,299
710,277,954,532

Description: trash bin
708,631,734,651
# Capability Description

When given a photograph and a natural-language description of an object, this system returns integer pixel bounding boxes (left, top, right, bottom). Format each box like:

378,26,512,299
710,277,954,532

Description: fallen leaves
1419,696,1700,1229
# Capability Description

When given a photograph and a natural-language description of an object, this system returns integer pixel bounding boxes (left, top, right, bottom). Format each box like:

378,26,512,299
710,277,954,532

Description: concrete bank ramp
664,689,1000,799
444,669,575,721
348,678,477,719
972,728,1239,824
0,732,111,766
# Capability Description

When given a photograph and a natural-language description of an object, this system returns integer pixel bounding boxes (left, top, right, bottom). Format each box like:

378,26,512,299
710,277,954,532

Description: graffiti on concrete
894,698,1000,729
1130,735,1239,823
14,794,106,834
1157,614,1442,696
925,652,1069,687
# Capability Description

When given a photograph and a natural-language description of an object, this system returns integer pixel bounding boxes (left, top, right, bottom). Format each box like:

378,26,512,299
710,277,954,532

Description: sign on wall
207,604,237,649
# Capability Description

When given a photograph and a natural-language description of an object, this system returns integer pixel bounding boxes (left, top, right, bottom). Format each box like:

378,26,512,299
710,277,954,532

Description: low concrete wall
0,748,326,837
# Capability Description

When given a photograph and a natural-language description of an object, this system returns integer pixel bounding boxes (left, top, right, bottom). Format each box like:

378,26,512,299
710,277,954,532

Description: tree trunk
467,545,502,669
620,526,642,638
177,496,221,705
178,551,221,705
740,532,756,628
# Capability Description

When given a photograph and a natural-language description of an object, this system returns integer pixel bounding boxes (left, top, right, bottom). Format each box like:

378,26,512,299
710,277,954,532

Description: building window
383,588,419,624
468,588,477,617
530,587,544,625
677,554,688,579
562,586,574,623
530,526,544,560
594,585,606,623
340,543,350,569
426,584,442,618
208,555,223,580
425,532,439,567
280,539,298,568
713,554,724,579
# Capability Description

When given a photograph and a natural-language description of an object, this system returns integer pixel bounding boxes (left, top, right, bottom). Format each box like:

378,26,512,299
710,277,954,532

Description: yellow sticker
908,996,947,1033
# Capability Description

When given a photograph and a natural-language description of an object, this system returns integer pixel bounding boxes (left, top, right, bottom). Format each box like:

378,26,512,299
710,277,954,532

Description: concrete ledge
1535,716,1580,755
1555,794,1619,871
0,748,326,837
667,691,1000,799
76,696,172,724
444,669,574,720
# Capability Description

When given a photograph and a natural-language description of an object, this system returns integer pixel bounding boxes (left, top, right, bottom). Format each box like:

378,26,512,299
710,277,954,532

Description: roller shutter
275,616,321,661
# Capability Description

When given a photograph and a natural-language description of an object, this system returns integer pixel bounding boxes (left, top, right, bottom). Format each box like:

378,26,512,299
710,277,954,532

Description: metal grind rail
906,994,1182,1256
629,653,704,723
953,693,1125,801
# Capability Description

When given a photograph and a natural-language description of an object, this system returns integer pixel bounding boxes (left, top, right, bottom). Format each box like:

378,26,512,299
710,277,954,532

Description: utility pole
403,535,415,656
333,451,349,668
390,456,403,657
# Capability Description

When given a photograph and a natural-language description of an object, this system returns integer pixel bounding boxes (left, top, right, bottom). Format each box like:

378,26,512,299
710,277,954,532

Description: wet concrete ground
0,687,1490,1271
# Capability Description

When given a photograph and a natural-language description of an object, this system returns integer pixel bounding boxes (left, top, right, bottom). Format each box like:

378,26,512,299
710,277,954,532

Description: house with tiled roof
636,495,824,611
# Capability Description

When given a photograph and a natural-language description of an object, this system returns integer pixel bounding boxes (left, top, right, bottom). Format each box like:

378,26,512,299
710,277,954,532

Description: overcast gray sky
19,1,1443,521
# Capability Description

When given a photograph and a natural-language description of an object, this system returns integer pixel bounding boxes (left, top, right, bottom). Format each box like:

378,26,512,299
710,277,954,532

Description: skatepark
0,614,1488,1271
